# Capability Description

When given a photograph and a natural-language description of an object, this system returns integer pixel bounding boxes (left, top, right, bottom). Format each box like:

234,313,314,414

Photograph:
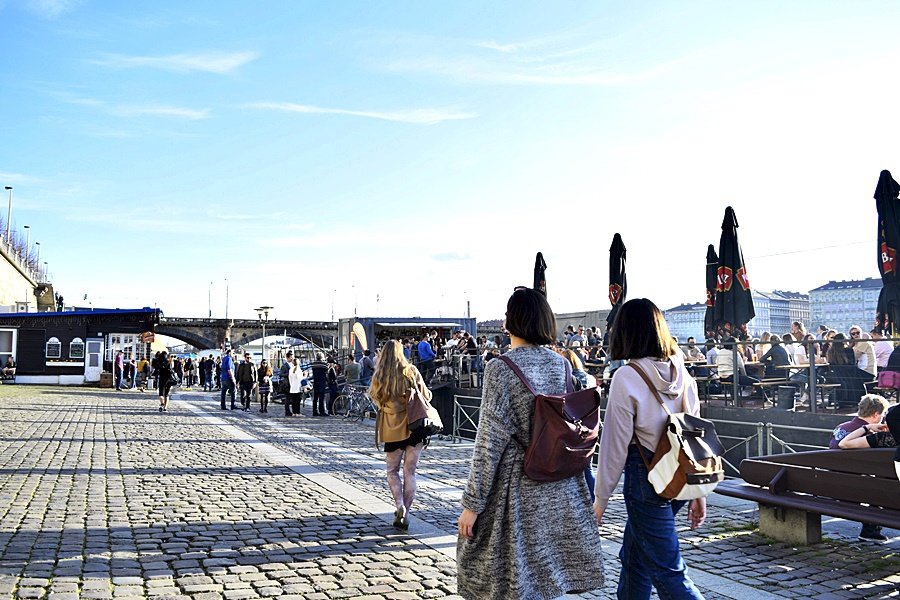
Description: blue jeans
220,379,236,408
618,446,703,600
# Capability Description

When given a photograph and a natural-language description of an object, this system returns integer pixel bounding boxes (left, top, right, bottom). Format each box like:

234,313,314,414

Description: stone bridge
156,317,337,350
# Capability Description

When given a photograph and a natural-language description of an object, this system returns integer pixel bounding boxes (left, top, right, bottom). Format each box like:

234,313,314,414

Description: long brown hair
369,340,431,404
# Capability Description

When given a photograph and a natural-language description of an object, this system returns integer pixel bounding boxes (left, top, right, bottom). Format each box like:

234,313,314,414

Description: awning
375,322,461,328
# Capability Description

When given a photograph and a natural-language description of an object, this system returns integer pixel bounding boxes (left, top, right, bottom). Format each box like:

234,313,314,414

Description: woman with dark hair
156,351,175,413
457,287,603,600
257,359,272,413
369,340,431,530
595,298,705,600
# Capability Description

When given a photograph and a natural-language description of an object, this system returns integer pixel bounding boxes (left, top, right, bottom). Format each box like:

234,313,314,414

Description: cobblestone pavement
0,386,897,599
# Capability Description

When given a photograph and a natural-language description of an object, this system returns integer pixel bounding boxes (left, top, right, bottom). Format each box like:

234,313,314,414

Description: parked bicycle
332,384,377,421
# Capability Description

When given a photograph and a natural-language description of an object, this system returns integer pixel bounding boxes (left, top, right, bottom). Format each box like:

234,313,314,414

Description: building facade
663,303,706,342
667,290,810,341
809,278,881,335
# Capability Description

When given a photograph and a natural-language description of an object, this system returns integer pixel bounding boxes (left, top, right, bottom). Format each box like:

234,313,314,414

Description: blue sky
2,1,900,322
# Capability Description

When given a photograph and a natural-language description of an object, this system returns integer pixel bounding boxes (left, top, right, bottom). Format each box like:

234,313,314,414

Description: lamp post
255,306,274,365
4,186,11,242
35,243,40,277
208,281,213,318
23,225,29,266
43,262,48,282
225,278,229,321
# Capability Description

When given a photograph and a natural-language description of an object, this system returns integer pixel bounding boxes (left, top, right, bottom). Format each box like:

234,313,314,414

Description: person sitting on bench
2,356,15,378
833,395,898,542
759,334,789,379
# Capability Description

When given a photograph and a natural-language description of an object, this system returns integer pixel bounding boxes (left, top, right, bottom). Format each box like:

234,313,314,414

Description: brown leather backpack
498,355,601,482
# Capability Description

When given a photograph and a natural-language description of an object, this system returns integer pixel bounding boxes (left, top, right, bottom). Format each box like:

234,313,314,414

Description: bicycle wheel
332,394,350,417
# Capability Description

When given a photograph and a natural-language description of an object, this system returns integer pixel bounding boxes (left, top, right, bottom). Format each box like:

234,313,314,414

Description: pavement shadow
0,515,447,580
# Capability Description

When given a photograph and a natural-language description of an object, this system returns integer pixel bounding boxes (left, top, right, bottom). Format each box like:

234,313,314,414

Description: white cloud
25,0,79,19
474,40,523,53
57,93,210,120
0,172,37,185
385,55,689,87
90,51,260,74
114,105,210,120
245,102,475,125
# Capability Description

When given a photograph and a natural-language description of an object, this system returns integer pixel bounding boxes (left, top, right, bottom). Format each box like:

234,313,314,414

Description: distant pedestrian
257,359,272,413
114,350,124,391
220,348,237,410
280,351,294,416
310,352,328,416
344,354,360,389
595,298,705,599
359,350,375,386
184,357,195,387
369,340,431,530
326,358,339,415
156,351,175,412
236,352,257,411
214,356,222,390
288,357,304,417
457,287,604,599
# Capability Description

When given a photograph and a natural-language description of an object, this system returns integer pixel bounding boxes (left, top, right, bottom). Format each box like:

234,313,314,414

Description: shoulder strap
626,362,673,416
497,355,536,395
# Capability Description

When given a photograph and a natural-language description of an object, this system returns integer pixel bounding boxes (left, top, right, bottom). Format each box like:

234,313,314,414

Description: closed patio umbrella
533,252,547,296
875,170,900,334
713,206,755,339
606,233,627,331
704,244,718,339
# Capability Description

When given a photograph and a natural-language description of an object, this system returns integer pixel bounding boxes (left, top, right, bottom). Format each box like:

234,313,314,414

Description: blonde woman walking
369,340,431,529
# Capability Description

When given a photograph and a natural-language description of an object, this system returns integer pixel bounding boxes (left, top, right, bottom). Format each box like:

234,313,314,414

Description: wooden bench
716,449,900,544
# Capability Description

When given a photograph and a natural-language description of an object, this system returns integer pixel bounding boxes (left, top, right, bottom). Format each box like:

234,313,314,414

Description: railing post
766,422,773,456
757,422,765,457
732,341,740,407
808,339,817,413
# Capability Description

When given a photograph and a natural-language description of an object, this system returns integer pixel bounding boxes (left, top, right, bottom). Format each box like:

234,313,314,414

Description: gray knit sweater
457,345,604,600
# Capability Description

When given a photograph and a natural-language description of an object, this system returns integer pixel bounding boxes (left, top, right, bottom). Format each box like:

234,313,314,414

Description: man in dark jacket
310,352,328,416
236,352,257,411
279,351,294,416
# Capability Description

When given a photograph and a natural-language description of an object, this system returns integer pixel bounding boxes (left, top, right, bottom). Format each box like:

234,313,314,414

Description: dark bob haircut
608,298,678,361
505,288,556,346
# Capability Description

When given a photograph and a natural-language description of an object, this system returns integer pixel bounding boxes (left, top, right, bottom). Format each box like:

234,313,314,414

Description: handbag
498,355,601,482
407,387,443,437
627,363,725,500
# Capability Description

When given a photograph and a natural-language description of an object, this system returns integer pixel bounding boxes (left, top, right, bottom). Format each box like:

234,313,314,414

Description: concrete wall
0,244,36,307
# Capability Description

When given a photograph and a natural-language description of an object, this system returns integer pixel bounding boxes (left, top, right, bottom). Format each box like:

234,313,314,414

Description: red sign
609,284,623,306
716,266,733,292
141,331,155,343
737,266,751,291
882,242,896,276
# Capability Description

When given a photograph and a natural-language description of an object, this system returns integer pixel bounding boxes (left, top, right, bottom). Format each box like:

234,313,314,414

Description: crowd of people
122,299,900,599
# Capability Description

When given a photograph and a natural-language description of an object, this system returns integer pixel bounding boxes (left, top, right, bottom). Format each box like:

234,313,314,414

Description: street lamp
4,186,11,242
208,281,213,318
34,242,40,274
23,225,29,265
255,306,274,365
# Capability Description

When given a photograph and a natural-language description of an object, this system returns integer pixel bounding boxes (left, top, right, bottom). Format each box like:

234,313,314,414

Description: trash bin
776,386,795,410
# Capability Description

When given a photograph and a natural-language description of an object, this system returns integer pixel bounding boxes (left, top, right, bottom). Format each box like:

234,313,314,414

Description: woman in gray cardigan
457,288,604,599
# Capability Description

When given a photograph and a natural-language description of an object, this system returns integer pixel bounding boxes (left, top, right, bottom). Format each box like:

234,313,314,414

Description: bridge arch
154,326,219,350
233,329,334,349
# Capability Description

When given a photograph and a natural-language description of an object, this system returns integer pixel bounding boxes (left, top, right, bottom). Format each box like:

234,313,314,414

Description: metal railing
450,401,836,476
765,422,832,455
451,394,483,443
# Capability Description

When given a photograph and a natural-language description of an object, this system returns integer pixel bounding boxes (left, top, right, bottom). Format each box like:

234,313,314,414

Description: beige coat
374,367,430,445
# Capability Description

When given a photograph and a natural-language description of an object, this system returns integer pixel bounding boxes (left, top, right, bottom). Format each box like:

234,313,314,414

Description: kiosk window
46,337,61,359
69,338,85,359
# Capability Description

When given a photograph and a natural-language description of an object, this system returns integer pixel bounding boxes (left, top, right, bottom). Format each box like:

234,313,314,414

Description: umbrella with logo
606,233,627,331
704,244,718,339
533,252,547,296
875,170,900,334
713,206,754,339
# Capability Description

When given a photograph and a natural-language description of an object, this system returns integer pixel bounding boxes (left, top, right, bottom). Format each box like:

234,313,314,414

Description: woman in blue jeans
594,298,706,599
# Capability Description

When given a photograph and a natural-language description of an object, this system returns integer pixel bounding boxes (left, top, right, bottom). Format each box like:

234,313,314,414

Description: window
69,338,85,359
46,337,61,359
0,329,15,366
